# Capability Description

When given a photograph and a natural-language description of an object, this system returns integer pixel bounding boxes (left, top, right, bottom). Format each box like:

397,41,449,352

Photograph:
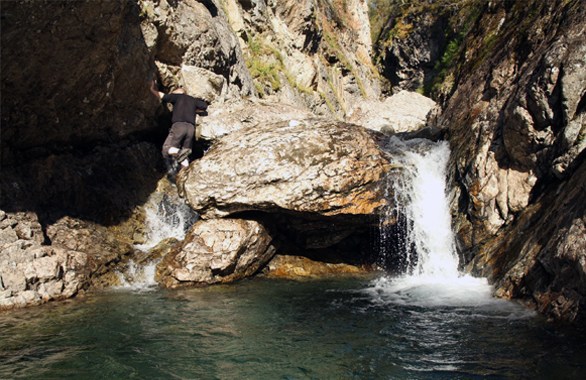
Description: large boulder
198,99,314,140
347,91,438,135
156,219,275,287
178,118,391,219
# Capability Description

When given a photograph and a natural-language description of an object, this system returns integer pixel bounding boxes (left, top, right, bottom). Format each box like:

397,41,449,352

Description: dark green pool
1,276,585,379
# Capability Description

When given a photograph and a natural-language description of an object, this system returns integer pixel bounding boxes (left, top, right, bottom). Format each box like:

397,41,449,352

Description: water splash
116,186,198,290
114,261,158,292
374,137,495,306
136,193,198,251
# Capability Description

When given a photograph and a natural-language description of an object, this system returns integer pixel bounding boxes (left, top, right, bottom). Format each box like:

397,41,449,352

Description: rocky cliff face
445,0,585,322
374,0,585,321
4,0,581,323
216,0,381,117
0,0,387,308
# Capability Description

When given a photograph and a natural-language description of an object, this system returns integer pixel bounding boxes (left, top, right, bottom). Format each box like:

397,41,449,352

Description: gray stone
157,219,275,287
178,118,391,219
347,91,437,134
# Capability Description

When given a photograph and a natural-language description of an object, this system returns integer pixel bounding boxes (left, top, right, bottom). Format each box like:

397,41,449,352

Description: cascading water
372,137,497,307
135,193,197,251
116,189,198,290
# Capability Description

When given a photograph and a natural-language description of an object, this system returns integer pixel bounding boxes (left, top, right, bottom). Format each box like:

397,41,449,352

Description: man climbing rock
150,80,208,175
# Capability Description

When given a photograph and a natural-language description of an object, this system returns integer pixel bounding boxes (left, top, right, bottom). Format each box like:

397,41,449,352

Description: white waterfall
372,137,495,307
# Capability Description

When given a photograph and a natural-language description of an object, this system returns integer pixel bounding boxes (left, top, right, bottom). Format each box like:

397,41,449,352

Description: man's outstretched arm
150,80,165,99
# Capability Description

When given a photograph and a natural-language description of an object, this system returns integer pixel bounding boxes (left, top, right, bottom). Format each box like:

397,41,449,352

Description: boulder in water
264,255,368,279
178,118,391,220
156,219,275,288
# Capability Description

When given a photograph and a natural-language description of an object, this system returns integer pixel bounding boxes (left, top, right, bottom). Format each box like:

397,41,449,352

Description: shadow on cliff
0,137,167,229
0,0,175,232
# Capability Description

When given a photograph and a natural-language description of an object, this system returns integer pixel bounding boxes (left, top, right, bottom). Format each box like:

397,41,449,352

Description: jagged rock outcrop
1,0,167,307
0,0,390,307
0,211,89,309
374,7,450,93
373,0,585,321
138,0,255,101
416,0,586,321
178,119,391,219
156,218,275,287
219,0,381,117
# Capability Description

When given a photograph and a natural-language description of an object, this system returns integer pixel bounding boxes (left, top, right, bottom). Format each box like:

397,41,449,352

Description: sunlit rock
178,119,391,219
198,99,314,140
264,255,368,279
347,91,437,135
0,213,89,309
138,0,254,99
156,219,275,287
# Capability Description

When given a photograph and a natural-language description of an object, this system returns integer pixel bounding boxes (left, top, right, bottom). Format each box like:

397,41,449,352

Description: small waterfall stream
115,189,198,290
373,137,495,307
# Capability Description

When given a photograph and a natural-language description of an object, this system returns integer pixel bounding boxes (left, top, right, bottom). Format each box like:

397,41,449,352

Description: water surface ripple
1,277,585,379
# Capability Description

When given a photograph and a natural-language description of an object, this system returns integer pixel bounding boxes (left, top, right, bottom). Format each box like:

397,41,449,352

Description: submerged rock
178,119,391,219
264,255,368,279
156,219,275,288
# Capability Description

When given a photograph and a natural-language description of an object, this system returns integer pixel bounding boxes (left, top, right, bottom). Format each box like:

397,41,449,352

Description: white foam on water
373,138,517,311
136,196,195,251
114,260,159,292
